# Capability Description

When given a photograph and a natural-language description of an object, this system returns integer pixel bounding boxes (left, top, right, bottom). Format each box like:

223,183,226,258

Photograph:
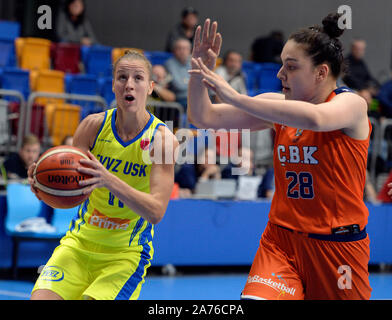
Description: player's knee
31,289,63,300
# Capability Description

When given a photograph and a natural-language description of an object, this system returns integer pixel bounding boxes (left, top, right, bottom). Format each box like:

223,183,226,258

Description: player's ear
148,80,154,95
315,64,329,83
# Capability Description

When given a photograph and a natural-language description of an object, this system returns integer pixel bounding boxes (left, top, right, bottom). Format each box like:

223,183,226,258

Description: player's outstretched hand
189,57,239,105
191,18,222,71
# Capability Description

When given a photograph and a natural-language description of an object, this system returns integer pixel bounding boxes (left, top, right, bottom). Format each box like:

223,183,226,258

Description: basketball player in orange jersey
188,15,372,299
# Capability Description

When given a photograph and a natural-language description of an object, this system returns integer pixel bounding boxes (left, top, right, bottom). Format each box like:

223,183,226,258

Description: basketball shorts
31,233,154,300
241,222,372,300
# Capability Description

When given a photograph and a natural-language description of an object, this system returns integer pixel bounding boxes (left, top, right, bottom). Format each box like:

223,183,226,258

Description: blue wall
0,197,391,269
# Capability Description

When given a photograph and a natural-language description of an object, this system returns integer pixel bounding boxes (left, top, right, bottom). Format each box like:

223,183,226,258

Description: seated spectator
61,135,74,146
343,39,379,105
221,146,255,180
165,7,199,52
377,170,392,203
56,0,97,46
257,167,275,199
376,77,392,118
165,38,192,109
214,50,247,102
175,147,221,197
1,134,41,181
151,65,176,102
250,30,284,63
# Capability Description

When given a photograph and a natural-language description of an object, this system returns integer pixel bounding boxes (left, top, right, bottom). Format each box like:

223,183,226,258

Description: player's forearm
187,76,217,128
231,94,320,130
106,174,166,225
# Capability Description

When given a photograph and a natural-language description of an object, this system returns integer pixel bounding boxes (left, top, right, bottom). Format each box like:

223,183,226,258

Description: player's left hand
77,151,112,194
388,182,392,199
189,57,240,105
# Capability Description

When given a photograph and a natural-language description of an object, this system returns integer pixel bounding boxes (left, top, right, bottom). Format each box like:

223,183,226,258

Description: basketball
33,146,92,209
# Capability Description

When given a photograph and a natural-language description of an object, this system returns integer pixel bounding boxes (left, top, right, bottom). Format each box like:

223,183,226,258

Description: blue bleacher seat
5,183,69,278
98,76,115,106
144,51,173,66
0,20,20,41
0,67,30,100
257,63,282,93
0,39,16,67
65,73,102,118
82,45,112,77
241,61,261,93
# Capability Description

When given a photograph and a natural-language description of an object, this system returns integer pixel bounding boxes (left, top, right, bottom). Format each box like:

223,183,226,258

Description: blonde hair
21,134,40,148
112,50,152,80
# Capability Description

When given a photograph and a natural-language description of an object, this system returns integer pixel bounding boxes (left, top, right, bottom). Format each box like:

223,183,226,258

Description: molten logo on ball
48,174,87,184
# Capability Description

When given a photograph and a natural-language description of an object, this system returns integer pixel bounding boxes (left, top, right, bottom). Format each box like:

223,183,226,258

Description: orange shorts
241,222,372,300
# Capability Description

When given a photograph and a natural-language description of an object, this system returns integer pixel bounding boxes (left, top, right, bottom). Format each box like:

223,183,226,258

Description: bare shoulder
154,124,179,148
73,112,106,151
151,124,179,164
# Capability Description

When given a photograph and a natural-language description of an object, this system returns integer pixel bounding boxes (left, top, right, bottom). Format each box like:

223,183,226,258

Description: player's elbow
148,210,165,225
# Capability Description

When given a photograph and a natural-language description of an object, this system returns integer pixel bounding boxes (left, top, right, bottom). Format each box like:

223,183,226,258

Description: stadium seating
51,42,81,74
144,51,173,65
31,69,65,106
241,61,261,96
257,63,282,93
98,76,115,106
44,103,81,146
0,39,16,67
0,67,30,100
65,73,102,117
112,47,144,64
82,45,112,77
0,20,20,41
16,37,51,71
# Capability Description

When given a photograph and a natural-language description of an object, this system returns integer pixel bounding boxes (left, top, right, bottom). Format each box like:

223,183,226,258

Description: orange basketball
33,146,92,209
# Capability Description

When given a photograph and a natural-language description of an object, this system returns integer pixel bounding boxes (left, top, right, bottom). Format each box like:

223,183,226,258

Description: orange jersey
269,87,372,234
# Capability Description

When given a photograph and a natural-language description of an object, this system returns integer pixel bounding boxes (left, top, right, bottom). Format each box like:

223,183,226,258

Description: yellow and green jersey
65,108,167,249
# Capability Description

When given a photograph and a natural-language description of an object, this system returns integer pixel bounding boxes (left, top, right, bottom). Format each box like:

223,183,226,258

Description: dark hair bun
322,13,345,38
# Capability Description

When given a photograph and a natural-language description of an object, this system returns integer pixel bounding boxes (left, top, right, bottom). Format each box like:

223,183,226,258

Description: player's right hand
27,162,42,200
191,19,222,71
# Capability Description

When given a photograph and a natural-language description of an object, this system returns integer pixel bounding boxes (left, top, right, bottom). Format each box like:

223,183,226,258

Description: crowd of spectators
1,5,392,203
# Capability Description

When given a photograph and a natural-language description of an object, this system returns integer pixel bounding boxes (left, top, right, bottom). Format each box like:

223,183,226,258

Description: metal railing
0,89,26,153
25,92,107,149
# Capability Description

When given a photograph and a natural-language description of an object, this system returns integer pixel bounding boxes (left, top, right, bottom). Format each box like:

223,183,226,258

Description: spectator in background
257,167,275,199
221,146,255,180
250,30,284,63
62,135,74,146
56,0,97,46
175,147,221,197
343,39,379,105
376,76,392,119
214,50,247,102
165,7,199,52
1,134,40,180
377,169,392,203
151,64,176,102
165,38,192,109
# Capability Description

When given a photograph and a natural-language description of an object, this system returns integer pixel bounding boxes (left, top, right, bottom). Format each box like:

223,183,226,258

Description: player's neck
310,81,338,104
115,108,150,140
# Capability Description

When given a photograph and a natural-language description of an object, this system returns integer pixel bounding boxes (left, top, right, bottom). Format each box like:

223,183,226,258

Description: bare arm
187,19,274,131
72,112,105,152
193,57,370,139
78,125,178,224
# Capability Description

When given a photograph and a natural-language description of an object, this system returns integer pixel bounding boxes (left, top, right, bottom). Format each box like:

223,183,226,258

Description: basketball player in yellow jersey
28,51,179,300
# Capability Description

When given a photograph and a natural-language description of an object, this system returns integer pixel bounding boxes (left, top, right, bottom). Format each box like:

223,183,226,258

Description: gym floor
0,267,391,300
